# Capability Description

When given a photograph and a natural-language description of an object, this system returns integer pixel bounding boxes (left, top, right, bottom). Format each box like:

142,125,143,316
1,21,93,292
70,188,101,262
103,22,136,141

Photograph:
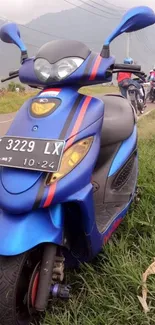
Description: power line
85,0,123,16
75,0,121,18
0,16,67,41
63,0,119,19
132,33,152,66
0,15,103,50
135,31,153,54
101,0,126,12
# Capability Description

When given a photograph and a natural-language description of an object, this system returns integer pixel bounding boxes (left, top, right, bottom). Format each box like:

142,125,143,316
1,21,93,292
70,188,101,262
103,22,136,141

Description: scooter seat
95,93,135,146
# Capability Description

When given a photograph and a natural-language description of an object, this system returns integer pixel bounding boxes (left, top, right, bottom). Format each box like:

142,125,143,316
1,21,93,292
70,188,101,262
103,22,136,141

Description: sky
1,0,155,23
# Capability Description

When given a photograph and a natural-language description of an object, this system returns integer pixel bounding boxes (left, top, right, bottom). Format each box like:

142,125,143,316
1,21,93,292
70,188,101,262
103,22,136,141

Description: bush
7,82,25,92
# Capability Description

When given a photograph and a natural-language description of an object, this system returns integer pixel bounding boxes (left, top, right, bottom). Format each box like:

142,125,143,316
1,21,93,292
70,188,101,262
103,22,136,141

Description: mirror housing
101,6,155,58
0,23,28,61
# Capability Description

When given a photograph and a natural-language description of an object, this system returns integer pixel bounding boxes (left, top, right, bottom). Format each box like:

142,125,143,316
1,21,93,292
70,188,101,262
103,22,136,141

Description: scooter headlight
34,57,84,82
34,58,51,82
46,137,93,185
55,57,84,80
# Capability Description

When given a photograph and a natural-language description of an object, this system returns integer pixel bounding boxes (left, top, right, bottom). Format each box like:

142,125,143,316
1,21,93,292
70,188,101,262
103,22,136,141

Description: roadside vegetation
0,85,116,114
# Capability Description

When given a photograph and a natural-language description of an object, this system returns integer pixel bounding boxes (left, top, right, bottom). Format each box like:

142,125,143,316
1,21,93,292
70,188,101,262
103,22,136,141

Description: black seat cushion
95,93,135,146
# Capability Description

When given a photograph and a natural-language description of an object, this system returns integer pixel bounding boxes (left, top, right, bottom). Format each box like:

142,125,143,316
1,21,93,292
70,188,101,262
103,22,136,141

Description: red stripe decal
66,96,92,149
43,88,61,92
43,96,92,207
43,182,57,208
89,55,102,81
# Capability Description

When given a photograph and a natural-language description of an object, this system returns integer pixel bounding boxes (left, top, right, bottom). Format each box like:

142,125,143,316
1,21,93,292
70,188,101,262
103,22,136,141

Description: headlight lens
55,57,84,80
46,137,93,185
34,57,84,82
34,58,52,82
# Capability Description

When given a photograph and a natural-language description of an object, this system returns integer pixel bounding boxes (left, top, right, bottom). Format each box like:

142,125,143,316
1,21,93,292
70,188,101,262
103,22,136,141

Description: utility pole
126,33,130,57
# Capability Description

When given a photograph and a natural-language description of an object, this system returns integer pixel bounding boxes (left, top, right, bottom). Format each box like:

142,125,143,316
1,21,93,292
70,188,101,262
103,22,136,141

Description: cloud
1,0,155,24
0,0,72,23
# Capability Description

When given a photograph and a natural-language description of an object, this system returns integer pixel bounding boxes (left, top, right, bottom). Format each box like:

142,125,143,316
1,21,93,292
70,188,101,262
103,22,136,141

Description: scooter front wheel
0,249,42,325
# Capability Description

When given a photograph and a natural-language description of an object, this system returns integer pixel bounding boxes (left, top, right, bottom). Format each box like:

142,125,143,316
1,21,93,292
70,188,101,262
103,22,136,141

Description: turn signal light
46,137,93,185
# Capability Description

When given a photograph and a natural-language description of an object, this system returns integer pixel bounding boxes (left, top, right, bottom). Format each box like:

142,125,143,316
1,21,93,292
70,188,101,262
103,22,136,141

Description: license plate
0,136,65,173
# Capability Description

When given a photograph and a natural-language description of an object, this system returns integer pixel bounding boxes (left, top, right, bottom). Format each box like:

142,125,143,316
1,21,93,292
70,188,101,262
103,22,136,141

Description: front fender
0,204,64,256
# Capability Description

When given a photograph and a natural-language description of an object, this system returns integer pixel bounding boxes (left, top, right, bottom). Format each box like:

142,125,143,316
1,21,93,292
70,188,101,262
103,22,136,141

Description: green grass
41,112,155,325
80,85,118,95
0,86,117,114
0,91,37,114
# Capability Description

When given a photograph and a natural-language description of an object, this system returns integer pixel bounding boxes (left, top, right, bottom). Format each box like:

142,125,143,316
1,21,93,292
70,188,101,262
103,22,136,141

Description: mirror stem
21,50,28,63
100,45,110,58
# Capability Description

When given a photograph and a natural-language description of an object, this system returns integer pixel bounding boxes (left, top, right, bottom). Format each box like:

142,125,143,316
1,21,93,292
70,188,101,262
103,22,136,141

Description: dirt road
0,112,16,137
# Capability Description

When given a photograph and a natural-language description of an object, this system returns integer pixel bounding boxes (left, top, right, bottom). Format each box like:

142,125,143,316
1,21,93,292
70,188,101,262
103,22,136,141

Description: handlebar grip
114,63,141,71
1,74,19,83
9,70,19,76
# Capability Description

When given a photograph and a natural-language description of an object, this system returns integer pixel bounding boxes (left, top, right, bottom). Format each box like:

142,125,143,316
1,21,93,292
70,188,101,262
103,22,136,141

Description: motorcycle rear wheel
0,250,42,325
131,100,138,114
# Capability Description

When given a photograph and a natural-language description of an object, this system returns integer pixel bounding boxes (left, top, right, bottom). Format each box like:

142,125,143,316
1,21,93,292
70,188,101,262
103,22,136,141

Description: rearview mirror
101,6,155,57
0,23,27,59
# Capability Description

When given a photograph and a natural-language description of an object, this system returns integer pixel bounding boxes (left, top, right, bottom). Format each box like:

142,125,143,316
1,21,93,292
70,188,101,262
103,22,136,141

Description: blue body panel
0,89,104,213
6,89,103,141
0,53,138,259
0,204,64,255
108,125,137,176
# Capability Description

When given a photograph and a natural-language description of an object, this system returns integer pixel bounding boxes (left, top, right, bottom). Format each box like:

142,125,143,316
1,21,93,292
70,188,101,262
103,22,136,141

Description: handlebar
114,63,141,71
1,70,19,83
1,75,19,83
9,70,19,77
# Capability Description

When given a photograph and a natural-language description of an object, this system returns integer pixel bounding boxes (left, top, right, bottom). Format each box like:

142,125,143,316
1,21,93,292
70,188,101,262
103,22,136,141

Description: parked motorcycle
126,75,146,114
0,5,154,325
149,79,155,102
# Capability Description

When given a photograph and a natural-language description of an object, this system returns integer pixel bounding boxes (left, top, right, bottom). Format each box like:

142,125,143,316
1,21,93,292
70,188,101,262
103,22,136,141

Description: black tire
0,250,42,325
137,102,145,114
131,100,138,114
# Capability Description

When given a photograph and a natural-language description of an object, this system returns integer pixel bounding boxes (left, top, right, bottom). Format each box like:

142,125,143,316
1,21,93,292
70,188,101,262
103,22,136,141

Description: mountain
0,2,155,86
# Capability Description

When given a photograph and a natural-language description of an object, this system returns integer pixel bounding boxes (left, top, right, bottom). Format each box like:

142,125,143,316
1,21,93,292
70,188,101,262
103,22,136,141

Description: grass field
0,91,37,114
42,112,155,325
0,86,117,114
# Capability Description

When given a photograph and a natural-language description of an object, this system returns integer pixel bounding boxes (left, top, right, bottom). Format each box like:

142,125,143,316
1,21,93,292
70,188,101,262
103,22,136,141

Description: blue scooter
0,6,154,325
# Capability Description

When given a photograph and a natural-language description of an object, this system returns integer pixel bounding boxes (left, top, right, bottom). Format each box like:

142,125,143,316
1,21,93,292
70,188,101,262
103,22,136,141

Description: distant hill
0,2,155,86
